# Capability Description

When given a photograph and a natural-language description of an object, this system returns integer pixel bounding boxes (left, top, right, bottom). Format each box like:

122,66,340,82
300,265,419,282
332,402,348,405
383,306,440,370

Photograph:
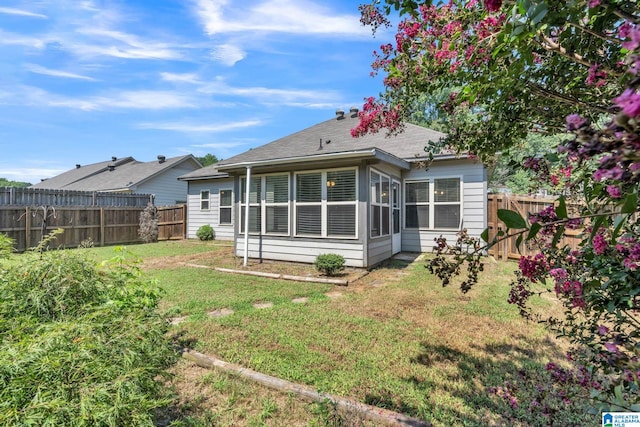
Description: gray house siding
236,236,366,267
186,178,235,240
401,159,487,253
137,164,195,206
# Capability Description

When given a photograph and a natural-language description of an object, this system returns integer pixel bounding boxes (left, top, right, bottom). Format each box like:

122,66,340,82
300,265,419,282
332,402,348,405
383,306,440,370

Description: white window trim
293,167,358,239
200,189,210,211
240,173,290,236
218,188,233,225
370,168,392,239
404,176,463,230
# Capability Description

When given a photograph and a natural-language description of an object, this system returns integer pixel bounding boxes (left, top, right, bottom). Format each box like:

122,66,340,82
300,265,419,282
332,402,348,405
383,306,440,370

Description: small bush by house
314,253,346,276
196,224,215,241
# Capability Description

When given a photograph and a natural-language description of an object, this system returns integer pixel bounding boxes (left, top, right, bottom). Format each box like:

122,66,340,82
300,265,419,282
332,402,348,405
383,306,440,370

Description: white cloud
25,64,97,81
194,0,369,37
211,43,246,66
2,167,66,183
138,119,263,133
0,30,47,48
199,78,341,106
5,86,199,111
0,7,48,19
73,28,183,60
160,72,202,84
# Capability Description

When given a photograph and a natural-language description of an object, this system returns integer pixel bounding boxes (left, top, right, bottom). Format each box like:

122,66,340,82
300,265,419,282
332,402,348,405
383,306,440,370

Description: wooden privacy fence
1,204,187,252
487,193,582,260
0,187,154,207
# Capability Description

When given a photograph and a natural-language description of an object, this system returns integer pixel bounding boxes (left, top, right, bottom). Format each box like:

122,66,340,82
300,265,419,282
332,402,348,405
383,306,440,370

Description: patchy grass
71,241,594,426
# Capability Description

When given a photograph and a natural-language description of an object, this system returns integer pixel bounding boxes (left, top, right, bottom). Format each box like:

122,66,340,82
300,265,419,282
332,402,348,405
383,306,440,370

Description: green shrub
0,245,178,426
196,224,215,241
0,233,14,258
314,253,346,276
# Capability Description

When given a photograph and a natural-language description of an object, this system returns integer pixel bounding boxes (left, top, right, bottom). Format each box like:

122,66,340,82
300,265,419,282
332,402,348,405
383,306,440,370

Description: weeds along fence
0,188,186,251
487,193,582,260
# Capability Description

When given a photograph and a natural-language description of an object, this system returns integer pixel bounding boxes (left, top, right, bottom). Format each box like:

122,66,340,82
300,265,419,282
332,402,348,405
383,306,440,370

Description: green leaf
530,3,548,25
551,225,565,248
498,209,527,229
612,214,627,240
515,235,523,252
481,228,489,243
526,222,542,240
589,215,606,242
620,193,638,214
555,196,567,219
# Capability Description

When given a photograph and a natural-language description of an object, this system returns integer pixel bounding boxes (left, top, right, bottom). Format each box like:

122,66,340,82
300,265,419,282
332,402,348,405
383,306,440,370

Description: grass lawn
48,241,597,426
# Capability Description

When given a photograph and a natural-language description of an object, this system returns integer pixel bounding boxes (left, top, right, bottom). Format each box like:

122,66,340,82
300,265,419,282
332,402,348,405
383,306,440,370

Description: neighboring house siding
401,159,487,253
137,164,195,206
186,179,235,240
235,236,365,267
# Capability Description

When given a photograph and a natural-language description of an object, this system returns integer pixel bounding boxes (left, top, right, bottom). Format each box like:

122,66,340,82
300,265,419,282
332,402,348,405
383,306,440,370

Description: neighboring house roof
33,155,201,191
32,157,135,189
216,110,448,171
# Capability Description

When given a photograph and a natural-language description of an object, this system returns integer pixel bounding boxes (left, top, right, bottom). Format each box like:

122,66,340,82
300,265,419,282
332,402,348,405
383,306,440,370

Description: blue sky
0,0,391,184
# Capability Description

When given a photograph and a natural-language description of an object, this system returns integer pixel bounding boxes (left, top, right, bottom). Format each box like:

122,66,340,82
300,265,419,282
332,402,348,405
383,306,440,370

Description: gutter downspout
243,166,252,266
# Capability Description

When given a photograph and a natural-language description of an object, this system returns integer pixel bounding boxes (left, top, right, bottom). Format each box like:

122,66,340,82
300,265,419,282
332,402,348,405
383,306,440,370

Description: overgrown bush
196,224,215,241
0,233,13,258
0,244,178,426
314,253,345,276
139,203,159,243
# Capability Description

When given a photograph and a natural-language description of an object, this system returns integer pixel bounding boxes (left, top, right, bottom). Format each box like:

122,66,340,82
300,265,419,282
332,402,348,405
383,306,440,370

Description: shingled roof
179,110,453,180
33,155,200,191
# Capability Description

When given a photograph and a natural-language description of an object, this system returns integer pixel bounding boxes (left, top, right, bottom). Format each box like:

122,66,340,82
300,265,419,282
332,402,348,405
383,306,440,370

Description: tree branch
536,35,623,78
525,82,612,115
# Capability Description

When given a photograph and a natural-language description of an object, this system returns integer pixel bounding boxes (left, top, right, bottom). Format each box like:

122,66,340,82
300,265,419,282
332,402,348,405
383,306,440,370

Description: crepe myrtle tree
356,0,639,413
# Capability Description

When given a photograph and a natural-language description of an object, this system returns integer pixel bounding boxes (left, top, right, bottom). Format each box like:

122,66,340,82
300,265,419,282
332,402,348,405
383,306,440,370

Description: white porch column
243,166,252,266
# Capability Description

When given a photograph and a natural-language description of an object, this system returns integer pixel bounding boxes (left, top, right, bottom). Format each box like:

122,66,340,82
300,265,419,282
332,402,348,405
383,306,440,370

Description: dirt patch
141,245,372,284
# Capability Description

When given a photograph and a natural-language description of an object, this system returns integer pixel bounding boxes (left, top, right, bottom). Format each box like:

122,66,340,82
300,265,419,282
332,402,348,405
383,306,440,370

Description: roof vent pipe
157,155,166,163
76,164,81,169
349,106,359,117
111,156,117,161
108,163,115,171
335,109,345,120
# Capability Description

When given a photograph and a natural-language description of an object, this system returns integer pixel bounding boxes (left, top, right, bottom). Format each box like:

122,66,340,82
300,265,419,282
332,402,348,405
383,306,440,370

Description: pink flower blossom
566,113,586,130
593,233,608,255
587,0,601,7
613,89,640,117
597,325,609,335
606,185,622,198
484,0,502,12
604,342,619,353
621,25,640,51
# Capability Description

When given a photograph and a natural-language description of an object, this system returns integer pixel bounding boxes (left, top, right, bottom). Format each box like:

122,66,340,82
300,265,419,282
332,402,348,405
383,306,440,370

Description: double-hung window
294,168,357,238
240,174,289,234
370,170,390,237
219,189,232,225
405,178,461,229
200,190,210,211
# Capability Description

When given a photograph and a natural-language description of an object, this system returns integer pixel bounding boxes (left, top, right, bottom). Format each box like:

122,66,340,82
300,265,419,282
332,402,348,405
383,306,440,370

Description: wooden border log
183,350,430,427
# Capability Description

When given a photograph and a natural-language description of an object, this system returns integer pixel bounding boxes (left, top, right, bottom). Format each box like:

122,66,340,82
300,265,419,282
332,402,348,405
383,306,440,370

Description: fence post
182,204,187,238
25,207,30,250
100,207,105,247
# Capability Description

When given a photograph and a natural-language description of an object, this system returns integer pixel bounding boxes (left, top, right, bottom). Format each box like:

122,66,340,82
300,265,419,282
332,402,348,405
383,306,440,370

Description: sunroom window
295,168,357,238
370,170,390,237
405,178,461,230
240,174,289,234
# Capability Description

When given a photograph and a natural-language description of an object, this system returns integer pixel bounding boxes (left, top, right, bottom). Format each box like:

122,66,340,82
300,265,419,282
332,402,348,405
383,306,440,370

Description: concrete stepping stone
207,308,234,317
253,302,273,309
170,316,187,325
292,297,309,304
370,280,386,288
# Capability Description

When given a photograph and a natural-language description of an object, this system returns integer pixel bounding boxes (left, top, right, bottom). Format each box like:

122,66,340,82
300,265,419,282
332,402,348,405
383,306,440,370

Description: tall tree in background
0,178,31,188
356,0,640,414
196,154,220,167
